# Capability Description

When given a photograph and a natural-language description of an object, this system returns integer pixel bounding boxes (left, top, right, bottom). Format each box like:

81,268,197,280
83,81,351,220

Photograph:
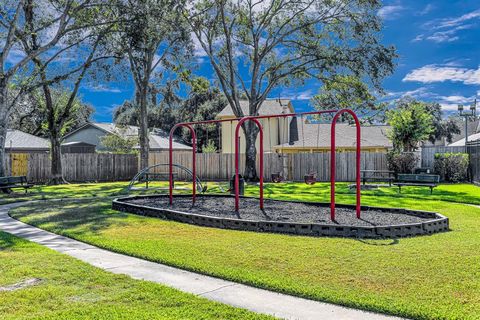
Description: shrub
387,151,418,174
434,153,469,182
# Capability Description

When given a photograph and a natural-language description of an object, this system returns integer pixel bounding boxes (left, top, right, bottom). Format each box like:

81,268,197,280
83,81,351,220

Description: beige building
216,99,294,153
216,100,392,154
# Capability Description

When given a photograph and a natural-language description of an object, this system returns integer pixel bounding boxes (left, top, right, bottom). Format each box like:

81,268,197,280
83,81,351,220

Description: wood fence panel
421,146,467,168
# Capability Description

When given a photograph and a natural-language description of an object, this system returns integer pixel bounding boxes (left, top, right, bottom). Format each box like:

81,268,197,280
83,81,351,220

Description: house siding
220,117,290,153
63,126,109,150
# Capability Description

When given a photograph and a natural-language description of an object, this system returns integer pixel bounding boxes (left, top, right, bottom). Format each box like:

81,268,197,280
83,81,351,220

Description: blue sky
82,0,480,122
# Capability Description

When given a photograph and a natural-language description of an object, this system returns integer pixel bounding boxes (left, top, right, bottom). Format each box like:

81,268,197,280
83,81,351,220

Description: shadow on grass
0,232,22,250
356,238,399,246
10,199,129,235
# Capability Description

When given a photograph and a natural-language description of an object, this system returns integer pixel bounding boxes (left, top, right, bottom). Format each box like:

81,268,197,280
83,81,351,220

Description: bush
434,153,469,182
387,151,418,174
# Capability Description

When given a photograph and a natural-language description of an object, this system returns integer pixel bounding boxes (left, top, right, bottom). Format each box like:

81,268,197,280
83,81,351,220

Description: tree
114,76,227,152
185,0,396,180
9,89,92,138
395,97,461,145
113,0,192,170
16,0,116,184
386,101,434,152
0,0,108,177
100,133,138,154
311,75,387,123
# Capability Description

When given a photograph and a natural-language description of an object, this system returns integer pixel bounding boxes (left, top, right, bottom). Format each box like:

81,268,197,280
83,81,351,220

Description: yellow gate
10,153,28,176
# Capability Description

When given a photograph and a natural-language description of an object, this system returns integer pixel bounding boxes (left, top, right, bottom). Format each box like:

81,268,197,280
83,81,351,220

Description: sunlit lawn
6,181,480,319
0,231,271,320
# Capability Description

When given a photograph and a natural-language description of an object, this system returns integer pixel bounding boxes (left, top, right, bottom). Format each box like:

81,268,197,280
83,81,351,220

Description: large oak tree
185,0,396,180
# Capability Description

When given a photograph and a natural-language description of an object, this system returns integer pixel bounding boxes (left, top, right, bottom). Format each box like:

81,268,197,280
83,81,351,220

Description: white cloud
85,85,121,93
439,103,460,111
419,4,435,16
415,9,480,43
403,65,480,85
435,9,480,29
377,5,404,20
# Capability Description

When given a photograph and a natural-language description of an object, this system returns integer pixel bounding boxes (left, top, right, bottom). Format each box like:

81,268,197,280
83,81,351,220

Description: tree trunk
242,122,259,181
137,86,150,170
0,81,9,177
49,131,64,184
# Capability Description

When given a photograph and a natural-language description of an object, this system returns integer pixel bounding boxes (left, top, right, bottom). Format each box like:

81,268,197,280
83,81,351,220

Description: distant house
5,129,50,153
216,99,392,153
424,118,480,147
274,118,391,153
63,122,192,152
61,141,96,153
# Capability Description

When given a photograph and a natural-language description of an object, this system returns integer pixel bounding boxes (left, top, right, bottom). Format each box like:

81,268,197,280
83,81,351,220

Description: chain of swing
268,114,321,185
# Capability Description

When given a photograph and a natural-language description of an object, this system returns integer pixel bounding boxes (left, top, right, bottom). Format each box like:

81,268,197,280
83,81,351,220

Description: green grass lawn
6,182,480,319
0,231,271,320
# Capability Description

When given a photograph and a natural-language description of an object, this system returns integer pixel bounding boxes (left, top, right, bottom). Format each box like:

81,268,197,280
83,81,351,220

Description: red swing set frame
168,109,361,221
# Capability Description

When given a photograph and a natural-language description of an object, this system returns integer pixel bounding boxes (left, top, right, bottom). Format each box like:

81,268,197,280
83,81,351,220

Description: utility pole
458,99,477,147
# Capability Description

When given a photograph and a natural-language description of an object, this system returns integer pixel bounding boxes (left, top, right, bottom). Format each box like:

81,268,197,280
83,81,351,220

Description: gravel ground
126,196,430,227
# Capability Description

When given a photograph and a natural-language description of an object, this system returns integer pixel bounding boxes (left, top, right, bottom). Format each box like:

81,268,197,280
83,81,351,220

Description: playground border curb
112,194,449,239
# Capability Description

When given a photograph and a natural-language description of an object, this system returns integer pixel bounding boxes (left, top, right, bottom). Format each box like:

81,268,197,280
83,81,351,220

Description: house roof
64,122,140,138
61,141,96,147
275,118,392,149
217,99,293,118
5,129,50,150
64,122,192,150
446,118,480,145
448,132,480,146
148,130,192,150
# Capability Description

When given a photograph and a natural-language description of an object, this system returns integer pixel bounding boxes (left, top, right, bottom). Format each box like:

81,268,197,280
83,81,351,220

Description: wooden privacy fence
20,153,138,183
5,151,388,183
467,143,480,184
421,146,467,168
149,151,388,182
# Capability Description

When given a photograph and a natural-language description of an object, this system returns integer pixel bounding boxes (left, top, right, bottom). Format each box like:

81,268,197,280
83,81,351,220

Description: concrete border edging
113,194,449,239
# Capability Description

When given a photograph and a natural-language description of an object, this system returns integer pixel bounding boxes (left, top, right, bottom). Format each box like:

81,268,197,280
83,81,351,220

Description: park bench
394,174,440,194
360,170,396,186
139,172,178,189
0,176,34,194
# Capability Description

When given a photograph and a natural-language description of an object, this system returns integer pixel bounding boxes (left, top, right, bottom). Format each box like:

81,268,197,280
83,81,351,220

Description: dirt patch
0,278,43,292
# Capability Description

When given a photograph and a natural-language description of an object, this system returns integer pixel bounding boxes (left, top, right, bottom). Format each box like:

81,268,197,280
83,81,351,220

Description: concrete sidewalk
0,202,403,320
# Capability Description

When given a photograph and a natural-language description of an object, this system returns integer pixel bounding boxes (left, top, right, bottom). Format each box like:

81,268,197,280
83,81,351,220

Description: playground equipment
167,108,361,221
126,163,207,193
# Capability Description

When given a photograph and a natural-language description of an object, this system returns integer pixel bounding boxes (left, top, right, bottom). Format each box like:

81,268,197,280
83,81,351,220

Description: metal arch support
330,109,361,220
234,117,264,211
169,123,197,205
126,163,205,193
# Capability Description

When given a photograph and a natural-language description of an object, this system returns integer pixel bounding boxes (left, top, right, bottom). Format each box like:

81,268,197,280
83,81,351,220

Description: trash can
230,174,244,195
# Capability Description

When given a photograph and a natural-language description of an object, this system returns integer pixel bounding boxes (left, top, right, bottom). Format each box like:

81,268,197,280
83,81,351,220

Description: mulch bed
127,196,431,227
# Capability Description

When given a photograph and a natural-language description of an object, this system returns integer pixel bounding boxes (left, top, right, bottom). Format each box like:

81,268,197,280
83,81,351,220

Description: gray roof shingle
276,118,392,149
5,129,50,150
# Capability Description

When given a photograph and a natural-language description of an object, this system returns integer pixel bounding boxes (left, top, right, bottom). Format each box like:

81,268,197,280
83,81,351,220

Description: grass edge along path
8,194,480,320
0,230,272,320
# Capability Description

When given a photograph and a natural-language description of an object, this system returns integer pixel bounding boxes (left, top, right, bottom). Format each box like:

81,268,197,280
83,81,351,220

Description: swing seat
271,173,284,183
304,173,317,185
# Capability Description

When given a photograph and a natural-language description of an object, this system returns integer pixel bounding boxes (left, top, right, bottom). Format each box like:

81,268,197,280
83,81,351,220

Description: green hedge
434,153,469,182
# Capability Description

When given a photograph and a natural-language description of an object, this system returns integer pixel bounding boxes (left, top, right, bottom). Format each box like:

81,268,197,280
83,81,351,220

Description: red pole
234,117,264,211
330,117,337,221
191,128,197,204
330,109,361,220
169,126,175,205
